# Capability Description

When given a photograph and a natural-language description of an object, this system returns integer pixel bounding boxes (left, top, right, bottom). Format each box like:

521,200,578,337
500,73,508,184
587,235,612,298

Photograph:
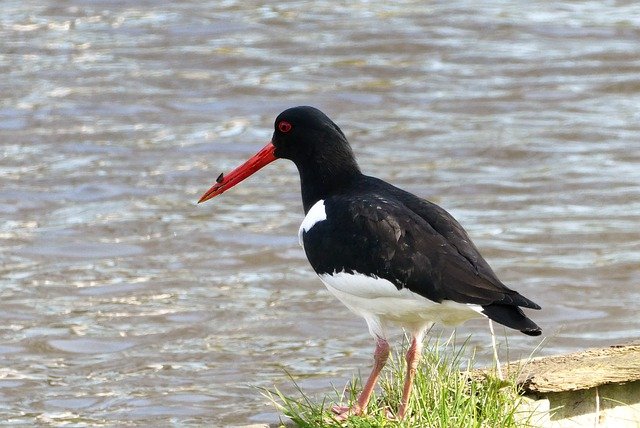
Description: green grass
263,336,537,428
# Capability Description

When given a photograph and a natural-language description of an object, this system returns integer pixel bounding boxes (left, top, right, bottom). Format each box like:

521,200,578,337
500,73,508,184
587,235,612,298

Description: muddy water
1,1,639,426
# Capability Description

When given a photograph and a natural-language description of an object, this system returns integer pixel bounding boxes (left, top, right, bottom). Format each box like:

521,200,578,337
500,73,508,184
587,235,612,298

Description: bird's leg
332,337,389,419
397,334,423,419
356,337,390,411
489,319,504,380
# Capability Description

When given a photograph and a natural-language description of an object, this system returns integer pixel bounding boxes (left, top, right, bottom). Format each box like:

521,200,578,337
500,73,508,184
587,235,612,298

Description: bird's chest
298,199,368,277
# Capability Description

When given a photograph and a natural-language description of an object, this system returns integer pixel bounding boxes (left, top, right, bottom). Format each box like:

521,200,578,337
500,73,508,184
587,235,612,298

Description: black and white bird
198,106,541,420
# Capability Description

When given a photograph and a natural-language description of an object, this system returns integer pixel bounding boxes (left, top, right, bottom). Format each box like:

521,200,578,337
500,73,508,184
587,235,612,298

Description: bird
198,106,541,420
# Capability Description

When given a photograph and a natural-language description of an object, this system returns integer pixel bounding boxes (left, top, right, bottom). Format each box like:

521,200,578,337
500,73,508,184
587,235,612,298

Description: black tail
481,303,542,336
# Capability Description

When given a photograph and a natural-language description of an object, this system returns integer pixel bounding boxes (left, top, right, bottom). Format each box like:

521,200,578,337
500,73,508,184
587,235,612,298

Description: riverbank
249,342,640,427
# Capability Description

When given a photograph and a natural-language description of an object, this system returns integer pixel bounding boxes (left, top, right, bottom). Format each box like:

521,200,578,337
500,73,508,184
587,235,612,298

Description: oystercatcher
198,106,541,420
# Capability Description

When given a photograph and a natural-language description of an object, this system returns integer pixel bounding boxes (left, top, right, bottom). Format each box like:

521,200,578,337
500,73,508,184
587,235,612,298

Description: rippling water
2,1,640,426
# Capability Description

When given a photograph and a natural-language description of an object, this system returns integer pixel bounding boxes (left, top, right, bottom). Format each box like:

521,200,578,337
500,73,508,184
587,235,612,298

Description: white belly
318,271,484,338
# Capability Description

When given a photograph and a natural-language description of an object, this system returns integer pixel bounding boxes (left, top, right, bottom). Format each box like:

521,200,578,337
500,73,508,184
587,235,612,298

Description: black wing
302,184,541,335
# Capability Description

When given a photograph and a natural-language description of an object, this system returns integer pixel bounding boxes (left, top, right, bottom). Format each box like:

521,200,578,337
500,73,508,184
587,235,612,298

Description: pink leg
397,335,423,419
332,337,390,419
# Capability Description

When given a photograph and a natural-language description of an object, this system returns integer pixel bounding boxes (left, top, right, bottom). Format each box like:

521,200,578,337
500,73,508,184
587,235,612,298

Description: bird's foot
330,404,400,421
383,406,397,420
330,404,361,421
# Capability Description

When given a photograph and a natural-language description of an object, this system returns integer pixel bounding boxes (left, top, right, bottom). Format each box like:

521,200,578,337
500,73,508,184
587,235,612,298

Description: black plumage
301,184,541,335
273,106,541,336
199,105,542,419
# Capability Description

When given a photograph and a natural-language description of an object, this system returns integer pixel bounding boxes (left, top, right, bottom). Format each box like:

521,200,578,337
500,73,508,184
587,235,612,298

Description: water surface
1,1,639,426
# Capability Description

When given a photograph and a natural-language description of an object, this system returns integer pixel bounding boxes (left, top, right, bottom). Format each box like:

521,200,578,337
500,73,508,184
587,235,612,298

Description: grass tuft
263,335,537,427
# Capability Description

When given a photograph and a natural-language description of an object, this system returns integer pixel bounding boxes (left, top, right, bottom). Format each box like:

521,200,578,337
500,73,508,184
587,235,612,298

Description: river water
1,1,639,426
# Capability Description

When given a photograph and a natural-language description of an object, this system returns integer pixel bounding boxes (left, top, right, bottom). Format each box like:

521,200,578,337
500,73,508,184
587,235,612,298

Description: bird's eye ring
278,120,292,133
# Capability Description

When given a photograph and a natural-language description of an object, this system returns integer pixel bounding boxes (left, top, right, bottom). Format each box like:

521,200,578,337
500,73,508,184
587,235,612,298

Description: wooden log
514,343,640,394
505,343,640,427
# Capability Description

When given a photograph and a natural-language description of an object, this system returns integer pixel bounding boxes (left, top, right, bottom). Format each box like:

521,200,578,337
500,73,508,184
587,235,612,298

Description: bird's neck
297,159,361,213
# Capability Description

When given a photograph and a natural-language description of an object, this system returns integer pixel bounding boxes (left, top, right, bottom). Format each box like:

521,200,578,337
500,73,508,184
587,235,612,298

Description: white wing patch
298,199,327,247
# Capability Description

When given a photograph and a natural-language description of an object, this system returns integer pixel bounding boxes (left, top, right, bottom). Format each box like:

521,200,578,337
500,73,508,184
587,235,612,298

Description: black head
271,106,353,165
198,106,360,209
270,106,362,211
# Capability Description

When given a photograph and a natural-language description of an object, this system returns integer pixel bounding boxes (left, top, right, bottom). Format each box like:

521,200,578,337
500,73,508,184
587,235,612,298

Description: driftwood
511,343,640,394
470,343,640,427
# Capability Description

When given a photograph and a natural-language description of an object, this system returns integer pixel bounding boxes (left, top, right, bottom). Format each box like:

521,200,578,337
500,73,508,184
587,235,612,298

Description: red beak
198,141,277,203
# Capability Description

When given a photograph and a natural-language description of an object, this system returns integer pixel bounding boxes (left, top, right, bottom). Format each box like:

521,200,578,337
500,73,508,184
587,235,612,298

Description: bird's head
198,106,357,204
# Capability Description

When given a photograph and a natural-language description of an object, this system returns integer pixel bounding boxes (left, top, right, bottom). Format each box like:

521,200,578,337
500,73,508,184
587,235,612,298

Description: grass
263,335,537,428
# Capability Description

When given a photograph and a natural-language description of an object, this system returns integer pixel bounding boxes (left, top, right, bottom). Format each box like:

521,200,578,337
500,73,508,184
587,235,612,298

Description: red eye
278,120,292,133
